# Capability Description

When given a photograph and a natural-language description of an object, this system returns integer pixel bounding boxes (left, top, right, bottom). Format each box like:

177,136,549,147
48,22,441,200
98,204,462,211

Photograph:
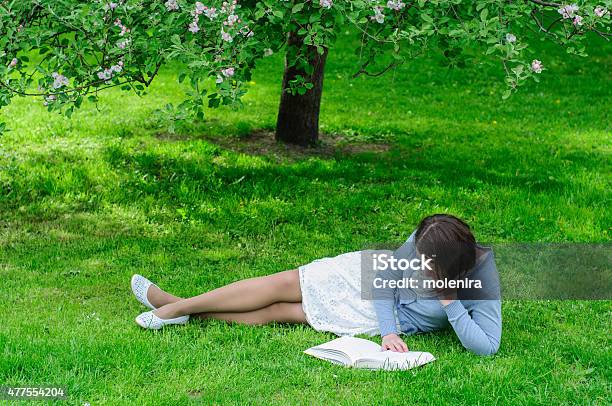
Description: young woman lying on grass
132,214,502,356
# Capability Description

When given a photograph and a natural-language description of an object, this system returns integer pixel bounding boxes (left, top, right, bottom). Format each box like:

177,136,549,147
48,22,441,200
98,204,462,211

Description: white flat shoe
135,311,190,330
131,274,157,310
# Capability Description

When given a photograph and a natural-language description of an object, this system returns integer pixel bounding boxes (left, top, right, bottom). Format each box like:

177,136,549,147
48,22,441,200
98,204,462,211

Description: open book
304,336,435,371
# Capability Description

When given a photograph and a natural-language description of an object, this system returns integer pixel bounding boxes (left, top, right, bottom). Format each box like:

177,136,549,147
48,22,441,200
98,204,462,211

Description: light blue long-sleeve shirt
373,232,502,356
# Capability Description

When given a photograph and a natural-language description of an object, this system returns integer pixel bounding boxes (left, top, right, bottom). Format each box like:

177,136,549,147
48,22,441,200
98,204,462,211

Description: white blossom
320,0,333,9
221,30,233,42
594,6,607,17
387,0,405,11
43,94,56,106
117,39,130,49
573,15,583,26
195,2,205,14
51,72,69,89
531,59,543,74
558,4,579,19
110,61,123,73
204,7,218,19
165,0,179,11
97,68,113,82
189,20,200,33
371,6,385,23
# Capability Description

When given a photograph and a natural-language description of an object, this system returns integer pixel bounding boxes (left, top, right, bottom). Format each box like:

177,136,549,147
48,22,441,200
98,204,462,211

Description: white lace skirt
299,250,387,336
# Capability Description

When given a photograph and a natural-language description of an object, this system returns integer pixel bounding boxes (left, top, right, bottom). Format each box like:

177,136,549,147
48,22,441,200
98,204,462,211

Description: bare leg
148,289,306,325
153,270,302,319
196,302,307,325
147,285,182,308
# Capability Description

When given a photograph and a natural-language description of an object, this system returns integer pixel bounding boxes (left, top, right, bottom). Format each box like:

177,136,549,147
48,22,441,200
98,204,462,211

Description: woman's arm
373,232,417,337
372,264,402,337
441,299,502,356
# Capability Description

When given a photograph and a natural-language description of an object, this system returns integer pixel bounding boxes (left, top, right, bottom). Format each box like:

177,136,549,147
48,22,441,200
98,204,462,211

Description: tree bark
275,32,329,146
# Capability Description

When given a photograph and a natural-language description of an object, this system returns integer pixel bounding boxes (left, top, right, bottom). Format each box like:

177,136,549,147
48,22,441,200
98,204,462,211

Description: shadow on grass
102,128,605,200
1,122,606,233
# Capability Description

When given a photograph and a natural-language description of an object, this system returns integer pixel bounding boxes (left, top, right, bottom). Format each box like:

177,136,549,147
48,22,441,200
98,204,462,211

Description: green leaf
208,97,220,108
480,8,489,21
292,3,304,13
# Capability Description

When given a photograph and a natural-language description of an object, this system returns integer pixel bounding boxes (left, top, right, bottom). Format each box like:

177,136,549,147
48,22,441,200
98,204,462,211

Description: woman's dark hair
415,214,476,280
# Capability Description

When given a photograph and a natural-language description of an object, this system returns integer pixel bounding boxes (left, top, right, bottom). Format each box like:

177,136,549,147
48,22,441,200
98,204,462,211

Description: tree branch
352,59,402,78
526,0,562,7
0,76,133,96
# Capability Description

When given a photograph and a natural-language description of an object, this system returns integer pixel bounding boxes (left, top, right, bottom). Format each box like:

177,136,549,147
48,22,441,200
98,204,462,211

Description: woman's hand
438,287,457,307
381,333,409,352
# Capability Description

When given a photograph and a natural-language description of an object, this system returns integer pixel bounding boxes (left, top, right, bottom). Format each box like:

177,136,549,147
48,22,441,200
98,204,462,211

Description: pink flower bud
531,60,543,74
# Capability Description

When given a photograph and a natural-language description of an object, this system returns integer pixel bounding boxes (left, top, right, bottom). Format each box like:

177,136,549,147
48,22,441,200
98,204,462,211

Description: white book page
354,351,436,370
304,336,382,364
303,348,351,366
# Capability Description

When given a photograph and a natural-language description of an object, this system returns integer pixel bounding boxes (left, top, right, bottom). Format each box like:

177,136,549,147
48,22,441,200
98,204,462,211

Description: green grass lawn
0,29,610,404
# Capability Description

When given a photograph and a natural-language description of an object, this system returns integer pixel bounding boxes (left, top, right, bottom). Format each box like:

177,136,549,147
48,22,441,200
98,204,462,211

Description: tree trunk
275,32,329,146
